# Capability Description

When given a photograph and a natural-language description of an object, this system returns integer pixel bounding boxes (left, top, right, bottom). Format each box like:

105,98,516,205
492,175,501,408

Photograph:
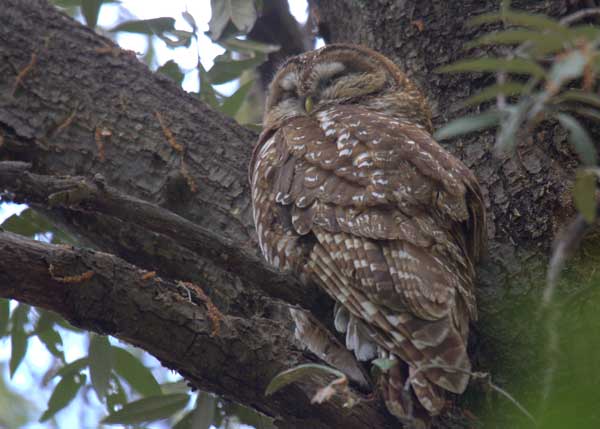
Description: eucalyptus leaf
39,373,85,422
573,169,597,223
556,113,597,166
113,346,161,397
434,111,501,140
101,393,190,424
265,364,345,396
89,334,113,402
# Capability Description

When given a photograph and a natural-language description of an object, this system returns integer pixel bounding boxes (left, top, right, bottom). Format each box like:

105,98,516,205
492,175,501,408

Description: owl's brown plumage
250,44,486,421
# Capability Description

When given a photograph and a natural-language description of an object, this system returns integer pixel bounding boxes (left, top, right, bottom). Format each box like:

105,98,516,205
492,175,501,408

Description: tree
1,0,599,428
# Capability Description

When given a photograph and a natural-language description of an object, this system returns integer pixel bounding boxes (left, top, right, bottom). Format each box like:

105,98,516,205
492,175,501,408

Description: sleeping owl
250,44,486,423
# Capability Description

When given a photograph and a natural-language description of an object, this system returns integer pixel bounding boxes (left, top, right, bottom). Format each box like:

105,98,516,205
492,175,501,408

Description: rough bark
0,0,593,428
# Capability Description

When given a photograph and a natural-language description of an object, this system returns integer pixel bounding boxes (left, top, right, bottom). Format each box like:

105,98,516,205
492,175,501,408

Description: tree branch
0,230,396,429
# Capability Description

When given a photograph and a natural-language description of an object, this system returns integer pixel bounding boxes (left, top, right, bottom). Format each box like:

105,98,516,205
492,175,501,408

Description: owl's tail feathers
381,359,446,429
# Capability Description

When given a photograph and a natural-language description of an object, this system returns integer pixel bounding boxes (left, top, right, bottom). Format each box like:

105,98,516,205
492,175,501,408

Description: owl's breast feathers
250,105,486,414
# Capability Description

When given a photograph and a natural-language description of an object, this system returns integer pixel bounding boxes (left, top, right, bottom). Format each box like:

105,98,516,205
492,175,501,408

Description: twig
404,364,537,426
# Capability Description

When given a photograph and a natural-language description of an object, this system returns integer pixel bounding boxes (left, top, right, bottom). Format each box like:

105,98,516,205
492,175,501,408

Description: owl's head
263,44,432,131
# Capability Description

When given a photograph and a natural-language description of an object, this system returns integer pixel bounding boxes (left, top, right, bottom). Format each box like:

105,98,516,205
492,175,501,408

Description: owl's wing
250,105,486,412
271,106,485,317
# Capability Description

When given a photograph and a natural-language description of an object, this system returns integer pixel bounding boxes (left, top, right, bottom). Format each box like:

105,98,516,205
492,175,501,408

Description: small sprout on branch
48,264,94,284
178,281,222,337
140,271,157,281
11,52,37,96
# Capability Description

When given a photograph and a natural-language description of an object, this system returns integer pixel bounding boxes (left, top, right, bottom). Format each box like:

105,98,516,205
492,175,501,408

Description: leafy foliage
435,2,600,226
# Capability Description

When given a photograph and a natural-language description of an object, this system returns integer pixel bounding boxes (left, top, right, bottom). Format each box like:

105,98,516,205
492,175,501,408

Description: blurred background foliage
3,0,600,428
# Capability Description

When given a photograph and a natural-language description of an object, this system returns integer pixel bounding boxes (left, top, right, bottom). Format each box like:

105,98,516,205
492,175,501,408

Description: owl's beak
304,95,314,114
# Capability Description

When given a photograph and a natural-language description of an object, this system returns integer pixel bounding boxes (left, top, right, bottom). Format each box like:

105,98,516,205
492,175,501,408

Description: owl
250,44,486,422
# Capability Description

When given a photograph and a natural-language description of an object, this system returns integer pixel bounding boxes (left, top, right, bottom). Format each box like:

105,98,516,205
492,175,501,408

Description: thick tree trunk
0,0,590,428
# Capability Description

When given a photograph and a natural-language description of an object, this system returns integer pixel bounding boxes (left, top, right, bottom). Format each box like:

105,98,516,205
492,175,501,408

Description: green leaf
160,379,191,395
109,17,176,35
547,50,587,88
57,358,89,379
468,10,566,33
556,113,597,166
81,0,102,28
172,411,194,429
460,82,526,107
113,346,161,397
101,393,190,424
372,358,398,372
220,80,254,117
197,62,219,107
88,334,113,402
10,304,30,378
207,53,266,84
157,60,184,85
265,364,345,396
107,375,128,413
437,57,546,79
192,391,217,429
40,373,85,422
36,327,64,360
495,101,532,153
1,208,77,245
0,299,9,337
570,107,600,123
34,310,64,360
573,169,597,223
209,0,258,41
434,111,501,140
465,29,559,49
553,90,600,110
220,37,280,53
